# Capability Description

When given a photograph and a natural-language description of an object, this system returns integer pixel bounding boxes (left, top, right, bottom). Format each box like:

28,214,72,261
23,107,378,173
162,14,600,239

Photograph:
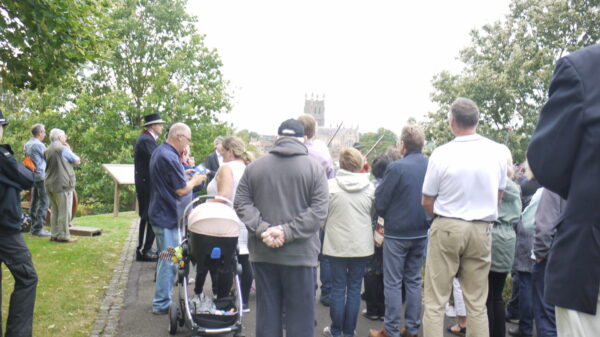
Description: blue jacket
527,43,600,314
375,150,429,239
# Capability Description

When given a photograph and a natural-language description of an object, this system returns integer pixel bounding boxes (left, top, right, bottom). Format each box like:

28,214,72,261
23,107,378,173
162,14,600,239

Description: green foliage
422,0,600,163
359,128,398,162
0,0,115,90
1,0,232,212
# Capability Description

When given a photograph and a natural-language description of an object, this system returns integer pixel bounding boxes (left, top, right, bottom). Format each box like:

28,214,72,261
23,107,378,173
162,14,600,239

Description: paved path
113,220,520,336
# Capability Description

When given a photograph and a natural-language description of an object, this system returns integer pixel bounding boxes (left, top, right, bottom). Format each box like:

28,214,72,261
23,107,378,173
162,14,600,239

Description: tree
422,0,600,163
0,0,232,214
359,128,398,162
0,0,114,90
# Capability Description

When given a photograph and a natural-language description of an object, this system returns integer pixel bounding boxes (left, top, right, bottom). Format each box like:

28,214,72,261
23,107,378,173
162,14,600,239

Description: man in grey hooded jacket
235,119,329,337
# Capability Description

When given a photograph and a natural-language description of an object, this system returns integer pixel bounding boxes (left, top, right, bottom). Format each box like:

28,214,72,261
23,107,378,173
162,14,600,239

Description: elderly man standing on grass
234,119,329,337
421,98,507,337
0,110,39,337
24,123,51,237
44,128,81,243
148,122,206,315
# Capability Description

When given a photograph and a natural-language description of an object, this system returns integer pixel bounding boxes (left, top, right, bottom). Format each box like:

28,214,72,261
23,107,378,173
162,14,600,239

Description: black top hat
278,119,305,137
0,109,8,126
143,113,165,126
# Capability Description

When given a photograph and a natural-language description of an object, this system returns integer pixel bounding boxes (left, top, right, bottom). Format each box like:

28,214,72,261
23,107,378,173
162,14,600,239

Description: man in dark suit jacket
527,43,600,334
205,136,223,184
134,113,164,261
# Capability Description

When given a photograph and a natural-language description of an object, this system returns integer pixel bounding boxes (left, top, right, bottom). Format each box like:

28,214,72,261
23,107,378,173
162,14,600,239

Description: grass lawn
1,212,136,337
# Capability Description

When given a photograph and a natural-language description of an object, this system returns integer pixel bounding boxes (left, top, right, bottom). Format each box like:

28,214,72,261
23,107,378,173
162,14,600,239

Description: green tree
0,0,114,90
1,0,232,213
423,0,600,163
359,128,398,162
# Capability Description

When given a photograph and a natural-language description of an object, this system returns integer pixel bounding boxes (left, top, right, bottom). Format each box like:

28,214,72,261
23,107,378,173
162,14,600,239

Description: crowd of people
0,43,599,337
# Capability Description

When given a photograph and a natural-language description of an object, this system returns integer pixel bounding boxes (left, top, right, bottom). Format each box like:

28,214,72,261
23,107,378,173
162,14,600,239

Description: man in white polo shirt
421,97,507,337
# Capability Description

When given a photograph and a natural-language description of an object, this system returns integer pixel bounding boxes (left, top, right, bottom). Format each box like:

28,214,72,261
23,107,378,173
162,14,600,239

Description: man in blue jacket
0,111,39,337
370,125,429,337
527,43,600,335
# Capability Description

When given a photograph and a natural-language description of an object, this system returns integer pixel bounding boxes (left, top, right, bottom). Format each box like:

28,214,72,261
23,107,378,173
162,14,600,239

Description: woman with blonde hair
192,136,254,309
322,147,375,337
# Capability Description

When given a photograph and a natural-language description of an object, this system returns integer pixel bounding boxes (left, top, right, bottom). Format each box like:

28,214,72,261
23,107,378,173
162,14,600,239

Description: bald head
167,122,192,152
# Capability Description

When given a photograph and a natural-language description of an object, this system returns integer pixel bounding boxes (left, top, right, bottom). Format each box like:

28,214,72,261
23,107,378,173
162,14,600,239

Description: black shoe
508,327,532,337
362,308,381,321
136,251,158,262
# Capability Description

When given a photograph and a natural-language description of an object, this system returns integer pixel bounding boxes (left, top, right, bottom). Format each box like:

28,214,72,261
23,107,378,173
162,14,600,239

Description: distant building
252,95,359,159
304,94,325,127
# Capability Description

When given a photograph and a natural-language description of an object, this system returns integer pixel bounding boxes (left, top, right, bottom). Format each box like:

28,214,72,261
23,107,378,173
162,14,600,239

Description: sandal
446,324,466,336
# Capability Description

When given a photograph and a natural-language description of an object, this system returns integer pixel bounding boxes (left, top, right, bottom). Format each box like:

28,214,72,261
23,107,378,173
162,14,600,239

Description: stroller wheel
168,302,178,335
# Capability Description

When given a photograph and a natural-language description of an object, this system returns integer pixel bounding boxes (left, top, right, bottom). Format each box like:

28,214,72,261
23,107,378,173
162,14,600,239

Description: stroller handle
178,195,216,242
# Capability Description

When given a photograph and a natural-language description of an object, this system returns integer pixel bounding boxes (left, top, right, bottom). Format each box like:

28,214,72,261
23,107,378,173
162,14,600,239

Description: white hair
49,128,66,142
167,123,190,141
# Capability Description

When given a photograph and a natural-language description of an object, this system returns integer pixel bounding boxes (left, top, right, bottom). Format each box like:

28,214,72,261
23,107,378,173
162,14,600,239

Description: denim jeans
384,237,426,337
320,256,332,301
517,271,533,335
532,260,556,337
328,256,370,337
30,180,49,233
152,225,179,312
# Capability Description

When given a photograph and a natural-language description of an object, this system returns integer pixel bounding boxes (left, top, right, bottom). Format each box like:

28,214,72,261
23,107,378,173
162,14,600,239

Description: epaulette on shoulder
0,146,12,158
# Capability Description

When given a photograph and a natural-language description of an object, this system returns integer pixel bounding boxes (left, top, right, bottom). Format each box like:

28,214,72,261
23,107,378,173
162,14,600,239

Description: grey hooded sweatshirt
234,137,329,267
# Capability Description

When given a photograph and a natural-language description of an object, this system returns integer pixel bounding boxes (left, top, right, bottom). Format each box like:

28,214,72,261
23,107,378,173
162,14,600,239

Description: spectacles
180,134,192,143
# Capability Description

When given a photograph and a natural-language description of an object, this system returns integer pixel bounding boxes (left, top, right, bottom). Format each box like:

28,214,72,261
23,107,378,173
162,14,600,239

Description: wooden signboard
102,164,135,217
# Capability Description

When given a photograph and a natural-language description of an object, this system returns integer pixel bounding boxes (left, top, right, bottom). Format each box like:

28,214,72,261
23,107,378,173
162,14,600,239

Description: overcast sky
187,0,511,136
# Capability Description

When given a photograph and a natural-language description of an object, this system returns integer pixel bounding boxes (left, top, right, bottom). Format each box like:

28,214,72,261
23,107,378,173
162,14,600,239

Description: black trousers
487,271,508,337
0,233,38,337
136,190,155,254
238,254,254,306
189,234,237,298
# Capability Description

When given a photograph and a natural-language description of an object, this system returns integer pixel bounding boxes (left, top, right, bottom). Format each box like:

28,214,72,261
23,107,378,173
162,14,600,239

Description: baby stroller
168,195,244,336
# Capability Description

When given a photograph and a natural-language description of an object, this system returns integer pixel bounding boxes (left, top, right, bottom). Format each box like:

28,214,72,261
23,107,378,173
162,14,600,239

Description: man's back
423,134,506,222
528,43,600,315
235,137,329,267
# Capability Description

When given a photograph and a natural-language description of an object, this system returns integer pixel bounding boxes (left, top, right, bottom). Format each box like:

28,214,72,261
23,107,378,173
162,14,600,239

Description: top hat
0,109,8,126
277,119,305,137
143,113,165,126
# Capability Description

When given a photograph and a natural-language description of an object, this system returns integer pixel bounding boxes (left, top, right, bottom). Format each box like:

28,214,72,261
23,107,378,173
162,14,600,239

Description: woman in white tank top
193,137,255,309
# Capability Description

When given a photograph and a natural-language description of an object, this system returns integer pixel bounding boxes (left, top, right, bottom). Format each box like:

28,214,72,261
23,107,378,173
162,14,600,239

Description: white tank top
206,160,249,254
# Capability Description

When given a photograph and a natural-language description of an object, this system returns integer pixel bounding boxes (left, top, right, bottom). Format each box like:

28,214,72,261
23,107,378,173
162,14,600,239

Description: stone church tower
304,94,325,127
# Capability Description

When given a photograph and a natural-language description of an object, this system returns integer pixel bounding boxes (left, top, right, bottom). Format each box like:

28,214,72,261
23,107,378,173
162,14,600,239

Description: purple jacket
305,139,335,179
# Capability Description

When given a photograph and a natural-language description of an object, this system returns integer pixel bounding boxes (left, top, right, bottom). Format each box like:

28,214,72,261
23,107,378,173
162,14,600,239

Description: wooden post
114,181,120,217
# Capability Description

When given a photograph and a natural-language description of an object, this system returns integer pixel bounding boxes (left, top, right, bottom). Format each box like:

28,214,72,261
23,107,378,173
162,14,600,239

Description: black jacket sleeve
527,58,584,199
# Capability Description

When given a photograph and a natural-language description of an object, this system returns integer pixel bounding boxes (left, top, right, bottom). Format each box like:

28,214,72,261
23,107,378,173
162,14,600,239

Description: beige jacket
322,169,375,258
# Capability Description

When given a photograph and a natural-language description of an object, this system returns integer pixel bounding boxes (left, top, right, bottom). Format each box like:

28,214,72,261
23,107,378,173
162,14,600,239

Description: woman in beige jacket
322,147,375,337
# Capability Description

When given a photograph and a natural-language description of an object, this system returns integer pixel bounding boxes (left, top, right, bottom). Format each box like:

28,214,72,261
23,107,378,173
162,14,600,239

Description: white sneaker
445,303,457,317
323,326,334,337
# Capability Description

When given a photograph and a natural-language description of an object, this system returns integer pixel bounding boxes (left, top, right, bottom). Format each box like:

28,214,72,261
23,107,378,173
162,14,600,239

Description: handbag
22,156,35,172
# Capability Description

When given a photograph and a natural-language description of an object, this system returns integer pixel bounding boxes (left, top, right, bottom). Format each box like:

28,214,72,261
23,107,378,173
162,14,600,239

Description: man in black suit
527,43,600,335
204,136,223,184
134,113,164,262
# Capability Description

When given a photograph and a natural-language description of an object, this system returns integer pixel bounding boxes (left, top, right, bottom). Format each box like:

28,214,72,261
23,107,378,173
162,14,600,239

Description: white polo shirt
422,134,507,222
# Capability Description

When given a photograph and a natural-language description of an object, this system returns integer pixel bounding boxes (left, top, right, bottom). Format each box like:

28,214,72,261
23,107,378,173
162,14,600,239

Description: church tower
304,94,325,127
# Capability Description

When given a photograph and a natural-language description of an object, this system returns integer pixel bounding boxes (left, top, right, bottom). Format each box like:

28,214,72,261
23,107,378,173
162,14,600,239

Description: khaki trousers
48,190,73,240
423,216,492,337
